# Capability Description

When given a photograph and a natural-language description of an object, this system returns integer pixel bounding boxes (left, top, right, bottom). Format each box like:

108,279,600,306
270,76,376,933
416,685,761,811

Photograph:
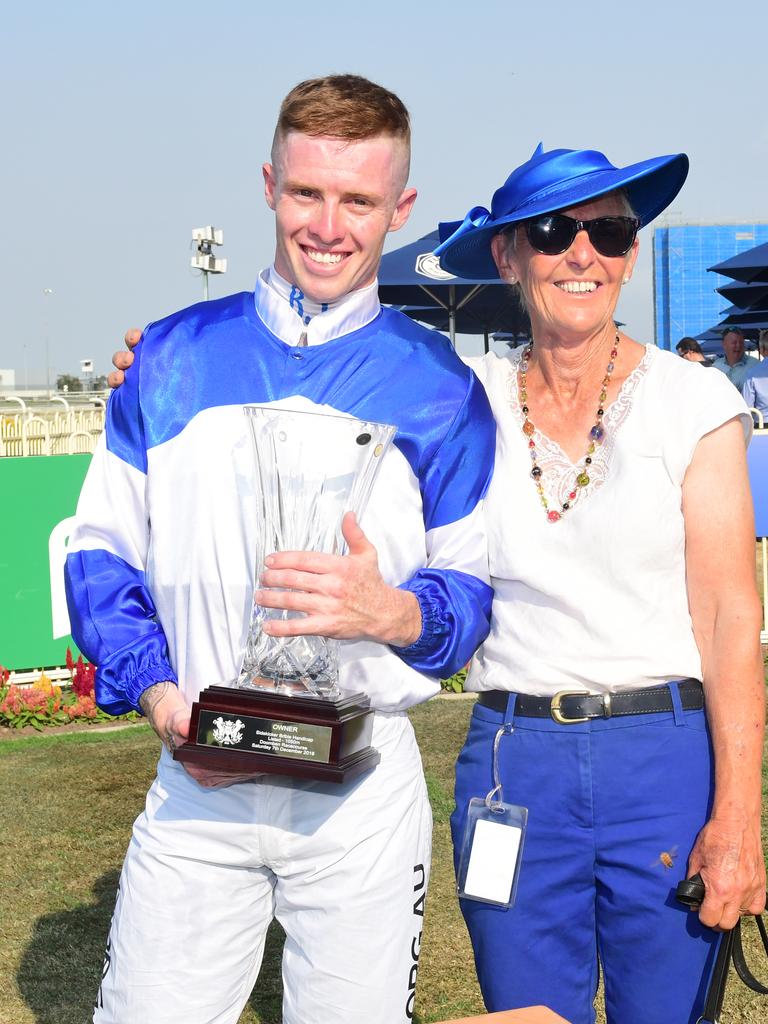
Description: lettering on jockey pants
405,863,426,1020
95,883,119,1012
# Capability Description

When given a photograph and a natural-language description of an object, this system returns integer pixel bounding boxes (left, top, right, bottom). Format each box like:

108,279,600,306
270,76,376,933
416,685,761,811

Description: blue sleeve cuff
392,571,493,679
95,632,178,716
392,585,447,660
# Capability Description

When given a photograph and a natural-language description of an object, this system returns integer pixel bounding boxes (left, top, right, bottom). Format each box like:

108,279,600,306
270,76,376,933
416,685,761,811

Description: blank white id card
456,797,527,907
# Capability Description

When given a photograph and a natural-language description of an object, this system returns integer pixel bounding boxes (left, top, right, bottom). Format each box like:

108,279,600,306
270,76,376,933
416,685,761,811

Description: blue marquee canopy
378,230,529,350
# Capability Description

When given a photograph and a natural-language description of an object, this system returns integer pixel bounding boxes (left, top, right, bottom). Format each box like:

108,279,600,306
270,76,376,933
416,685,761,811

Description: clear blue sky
3,0,767,382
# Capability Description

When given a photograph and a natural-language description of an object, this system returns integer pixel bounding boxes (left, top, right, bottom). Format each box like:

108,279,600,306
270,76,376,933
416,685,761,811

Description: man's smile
302,246,348,266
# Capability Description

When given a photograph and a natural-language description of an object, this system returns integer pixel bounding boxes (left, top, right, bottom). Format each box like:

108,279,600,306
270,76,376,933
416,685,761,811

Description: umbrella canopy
378,230,529,350
716,280,768,308
394,304,527,338
708,241,768,284
718,303,743,318
394,287,529,340
719,309,768,330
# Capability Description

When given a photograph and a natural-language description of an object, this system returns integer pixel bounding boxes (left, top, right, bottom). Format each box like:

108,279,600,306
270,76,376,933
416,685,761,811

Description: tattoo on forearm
139,681,178,750
139,681,173,720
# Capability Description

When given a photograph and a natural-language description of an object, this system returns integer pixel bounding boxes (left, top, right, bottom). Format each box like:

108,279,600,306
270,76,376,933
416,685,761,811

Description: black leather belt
477,679,703,724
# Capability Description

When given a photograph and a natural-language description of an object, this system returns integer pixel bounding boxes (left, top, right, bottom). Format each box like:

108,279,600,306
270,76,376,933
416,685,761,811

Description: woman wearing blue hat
437,145,765,1024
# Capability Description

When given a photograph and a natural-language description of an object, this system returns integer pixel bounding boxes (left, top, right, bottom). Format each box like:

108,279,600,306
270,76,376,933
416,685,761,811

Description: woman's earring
623,276,630,284
508,275,517,284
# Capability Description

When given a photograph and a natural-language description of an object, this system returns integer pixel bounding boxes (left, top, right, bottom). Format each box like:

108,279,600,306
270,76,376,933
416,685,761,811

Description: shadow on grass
16,869,288,1024
17,870,119,1024
243,920,286,1023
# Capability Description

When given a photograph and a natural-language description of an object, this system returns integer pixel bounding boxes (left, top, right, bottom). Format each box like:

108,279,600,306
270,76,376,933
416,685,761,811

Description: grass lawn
1,698,766,1024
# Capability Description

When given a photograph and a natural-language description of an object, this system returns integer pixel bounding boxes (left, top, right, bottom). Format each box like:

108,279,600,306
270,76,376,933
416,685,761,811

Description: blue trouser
451,686,721,1024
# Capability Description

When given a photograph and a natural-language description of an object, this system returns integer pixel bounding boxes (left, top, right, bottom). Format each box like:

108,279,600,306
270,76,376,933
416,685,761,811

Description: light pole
80,359,94,392
43,288,53,392
191,226,227,300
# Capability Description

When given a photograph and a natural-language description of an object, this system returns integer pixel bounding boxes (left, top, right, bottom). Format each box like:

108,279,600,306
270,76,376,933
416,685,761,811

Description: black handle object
675,873,768,1023
675,872,705,907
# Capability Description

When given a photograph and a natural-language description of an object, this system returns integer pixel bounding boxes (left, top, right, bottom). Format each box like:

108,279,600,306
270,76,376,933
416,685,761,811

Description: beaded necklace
519,331,620,523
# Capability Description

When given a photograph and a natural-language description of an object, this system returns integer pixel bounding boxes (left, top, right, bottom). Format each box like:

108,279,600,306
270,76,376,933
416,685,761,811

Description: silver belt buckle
550,689,591,724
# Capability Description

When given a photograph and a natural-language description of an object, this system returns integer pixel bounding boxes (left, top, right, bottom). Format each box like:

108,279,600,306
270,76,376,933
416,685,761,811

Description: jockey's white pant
94,711,432,1024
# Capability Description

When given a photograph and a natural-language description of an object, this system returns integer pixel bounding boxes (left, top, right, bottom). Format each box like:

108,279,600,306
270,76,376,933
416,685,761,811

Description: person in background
711,327,752,387
742,334,768,424
436,142,765,1024
676,336,714,365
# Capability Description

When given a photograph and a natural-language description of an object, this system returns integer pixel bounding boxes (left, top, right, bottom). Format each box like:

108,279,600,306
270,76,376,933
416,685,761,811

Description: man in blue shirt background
712,327,753,388
742,331,768,424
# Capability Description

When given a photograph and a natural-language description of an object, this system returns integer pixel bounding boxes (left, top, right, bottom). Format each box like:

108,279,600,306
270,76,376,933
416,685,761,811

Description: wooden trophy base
173,684,380,784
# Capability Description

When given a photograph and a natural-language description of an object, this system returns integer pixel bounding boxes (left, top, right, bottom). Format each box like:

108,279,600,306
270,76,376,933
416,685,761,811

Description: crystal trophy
174,406,396,783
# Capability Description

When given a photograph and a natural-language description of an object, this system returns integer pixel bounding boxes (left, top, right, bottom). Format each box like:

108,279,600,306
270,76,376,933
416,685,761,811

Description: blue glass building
653,223,768,350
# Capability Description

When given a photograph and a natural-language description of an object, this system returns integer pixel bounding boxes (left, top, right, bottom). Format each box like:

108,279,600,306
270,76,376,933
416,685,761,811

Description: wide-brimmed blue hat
435,143,689,280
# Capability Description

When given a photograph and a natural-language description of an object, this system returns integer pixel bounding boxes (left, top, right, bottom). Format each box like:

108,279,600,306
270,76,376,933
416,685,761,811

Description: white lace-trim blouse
467,344,752,696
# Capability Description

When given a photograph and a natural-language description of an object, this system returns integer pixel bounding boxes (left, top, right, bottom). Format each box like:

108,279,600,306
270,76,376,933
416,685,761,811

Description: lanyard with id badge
456,722,527,909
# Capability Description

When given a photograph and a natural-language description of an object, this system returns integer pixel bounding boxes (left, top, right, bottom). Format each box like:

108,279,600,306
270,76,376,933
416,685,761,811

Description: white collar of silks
254,266,381,347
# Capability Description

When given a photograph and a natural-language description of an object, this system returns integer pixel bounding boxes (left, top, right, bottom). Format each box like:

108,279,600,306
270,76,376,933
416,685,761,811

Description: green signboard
0,455,91,671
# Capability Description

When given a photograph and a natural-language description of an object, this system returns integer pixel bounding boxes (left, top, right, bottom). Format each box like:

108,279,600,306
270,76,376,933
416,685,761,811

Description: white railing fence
0,398,106,457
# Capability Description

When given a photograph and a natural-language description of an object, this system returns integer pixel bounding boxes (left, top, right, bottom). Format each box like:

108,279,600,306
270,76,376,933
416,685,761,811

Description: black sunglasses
524,214,639,258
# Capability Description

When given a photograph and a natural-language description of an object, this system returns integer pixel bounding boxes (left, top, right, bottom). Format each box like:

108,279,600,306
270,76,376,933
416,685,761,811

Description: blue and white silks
65,277,496,715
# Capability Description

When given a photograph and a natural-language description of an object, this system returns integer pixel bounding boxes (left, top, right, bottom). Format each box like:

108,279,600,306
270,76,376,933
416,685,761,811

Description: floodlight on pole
191,226,227,300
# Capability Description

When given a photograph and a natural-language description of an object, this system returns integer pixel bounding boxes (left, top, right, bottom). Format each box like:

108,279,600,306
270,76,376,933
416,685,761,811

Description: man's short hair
272,75,411,159
676,337,703,356
723,328,745,340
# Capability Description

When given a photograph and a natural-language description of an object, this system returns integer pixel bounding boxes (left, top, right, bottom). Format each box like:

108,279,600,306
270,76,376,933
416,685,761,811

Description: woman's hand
688,816,766,929
682,416,766,930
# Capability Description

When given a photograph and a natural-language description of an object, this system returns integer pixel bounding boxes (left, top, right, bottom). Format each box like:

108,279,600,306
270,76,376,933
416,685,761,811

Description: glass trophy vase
237,406,396,700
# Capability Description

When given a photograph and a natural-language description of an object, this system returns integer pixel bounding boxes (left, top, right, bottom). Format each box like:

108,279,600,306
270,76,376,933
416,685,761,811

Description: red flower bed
0,649,139,731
